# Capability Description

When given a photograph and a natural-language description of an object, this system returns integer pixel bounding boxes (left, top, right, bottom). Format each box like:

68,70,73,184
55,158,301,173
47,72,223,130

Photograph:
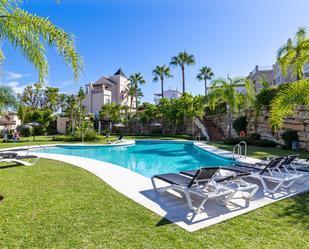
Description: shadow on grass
276,192,309,229
0,164,24,170
155,218,173,227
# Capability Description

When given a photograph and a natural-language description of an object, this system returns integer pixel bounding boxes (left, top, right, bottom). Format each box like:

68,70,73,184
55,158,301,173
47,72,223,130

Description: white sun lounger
151,168,234,213
235,157,303,194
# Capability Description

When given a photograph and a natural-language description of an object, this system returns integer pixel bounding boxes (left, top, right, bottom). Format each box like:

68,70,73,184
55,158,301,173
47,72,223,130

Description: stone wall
247,105,309,150
206,114,237,138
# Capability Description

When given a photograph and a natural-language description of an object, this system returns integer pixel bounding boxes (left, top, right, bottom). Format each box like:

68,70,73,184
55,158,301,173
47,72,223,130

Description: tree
208,77,248,138
44,87,60,112
76,87,86,128
140,102,159,132
0,86,16,114
129,73,145,112
170,51,195,93
65,94,78,135
269,79,309,131
100,103,123,133
0,1,83,82
196,66,214,96
277,27,309,81
152,65,172,98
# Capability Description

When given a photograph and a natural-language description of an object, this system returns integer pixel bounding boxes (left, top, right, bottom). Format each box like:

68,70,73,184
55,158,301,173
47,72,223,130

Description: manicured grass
0,135,190,149
208,142,309,159
0,159,309,248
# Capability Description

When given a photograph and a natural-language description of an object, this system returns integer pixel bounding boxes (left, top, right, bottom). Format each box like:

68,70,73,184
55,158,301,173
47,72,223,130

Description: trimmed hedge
223,136,277,147
233,116,248,135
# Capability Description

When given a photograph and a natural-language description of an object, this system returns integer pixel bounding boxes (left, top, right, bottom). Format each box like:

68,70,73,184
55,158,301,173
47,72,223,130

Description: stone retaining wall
207,106,309,151
206,114,237,138
247,105,309,150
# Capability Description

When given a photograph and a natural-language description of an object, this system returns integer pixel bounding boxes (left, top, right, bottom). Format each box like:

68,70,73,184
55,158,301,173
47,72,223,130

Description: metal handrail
233,141,247,158
239,141,247,158
233,144,241,158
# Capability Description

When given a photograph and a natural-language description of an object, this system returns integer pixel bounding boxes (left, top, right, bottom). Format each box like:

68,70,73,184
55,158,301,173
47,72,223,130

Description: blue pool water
34,141,233,177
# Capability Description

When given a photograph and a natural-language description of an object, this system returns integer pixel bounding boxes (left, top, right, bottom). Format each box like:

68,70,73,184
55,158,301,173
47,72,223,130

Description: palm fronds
269,79,309,131
0,1,83,82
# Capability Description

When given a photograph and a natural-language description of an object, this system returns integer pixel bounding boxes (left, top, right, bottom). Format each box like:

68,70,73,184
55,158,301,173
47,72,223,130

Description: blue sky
1,0,309,103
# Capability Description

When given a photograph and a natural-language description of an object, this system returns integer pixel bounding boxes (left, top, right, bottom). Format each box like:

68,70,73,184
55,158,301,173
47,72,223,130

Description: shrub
255,87,278,108
233,116,248,135
33,125,46,136
223,137,277,147
83,129,98,141
250,132,261,140
251,139,277,147
281,130,299,149
16,125,33,137
223,137,241,145
53,129,99,142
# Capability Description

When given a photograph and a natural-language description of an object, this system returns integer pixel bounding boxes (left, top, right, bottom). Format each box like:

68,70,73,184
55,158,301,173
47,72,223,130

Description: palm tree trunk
135,84,139,134
181,64,185,93
227,104,232,138
161,77,164,98
205,79,207,96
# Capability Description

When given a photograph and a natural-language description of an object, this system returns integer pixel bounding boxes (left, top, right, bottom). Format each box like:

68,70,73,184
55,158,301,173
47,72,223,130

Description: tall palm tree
277,27,309,81
128,73,145,112
124,83,136,111
170,51,195,93
208,76,248,138
196,66,214,96
65,94,78,135
152,65,173,98
0,1,83,82
269,79,309,131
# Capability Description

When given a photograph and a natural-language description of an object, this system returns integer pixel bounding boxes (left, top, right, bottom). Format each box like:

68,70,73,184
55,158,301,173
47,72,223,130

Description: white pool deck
7,141,309,232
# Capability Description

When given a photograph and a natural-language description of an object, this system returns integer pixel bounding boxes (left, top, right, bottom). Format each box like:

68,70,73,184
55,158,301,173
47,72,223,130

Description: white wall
57,116,70,134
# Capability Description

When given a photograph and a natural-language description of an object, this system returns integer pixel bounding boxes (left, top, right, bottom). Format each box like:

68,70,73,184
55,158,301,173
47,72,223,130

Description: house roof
0,115,16,125
94,76,116,86
114,68,127,78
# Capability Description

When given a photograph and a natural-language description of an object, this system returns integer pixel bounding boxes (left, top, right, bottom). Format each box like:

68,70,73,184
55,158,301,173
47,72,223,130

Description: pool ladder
233,141,247,159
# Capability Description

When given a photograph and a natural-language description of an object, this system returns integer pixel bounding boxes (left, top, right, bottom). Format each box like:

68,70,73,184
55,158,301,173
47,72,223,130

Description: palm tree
277,27,309,81
152,65,173,98
124,83,136,111
196,66,214,96
0,1,83,82
65,94,78,135
269,79,309,131
128,73,145,112
208,76,247,138
170,51,195,93
0,86,16,114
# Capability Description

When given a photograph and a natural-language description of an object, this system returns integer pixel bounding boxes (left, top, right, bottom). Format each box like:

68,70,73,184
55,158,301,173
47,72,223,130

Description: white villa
0,112,21,132
154,88,182,105
83,69,135,116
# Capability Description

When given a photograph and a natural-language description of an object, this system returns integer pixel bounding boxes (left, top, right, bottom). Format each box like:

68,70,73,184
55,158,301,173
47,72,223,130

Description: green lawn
208,142,309,159
0,135,191,149
0,137,309,248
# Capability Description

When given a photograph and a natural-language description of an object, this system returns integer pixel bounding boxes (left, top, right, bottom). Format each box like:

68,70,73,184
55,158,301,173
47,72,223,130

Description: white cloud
6,81,25,94
3,71,29,81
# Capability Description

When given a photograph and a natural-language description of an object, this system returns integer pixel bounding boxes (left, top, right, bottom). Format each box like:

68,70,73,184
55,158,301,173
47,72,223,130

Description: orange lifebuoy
240,131,246,138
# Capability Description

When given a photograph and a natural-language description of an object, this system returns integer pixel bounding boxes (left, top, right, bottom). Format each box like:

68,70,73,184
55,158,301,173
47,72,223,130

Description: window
106,98,111,104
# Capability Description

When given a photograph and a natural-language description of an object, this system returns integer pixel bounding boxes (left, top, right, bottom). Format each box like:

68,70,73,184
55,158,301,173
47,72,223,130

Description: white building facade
83,69,135,116
154,89,182,105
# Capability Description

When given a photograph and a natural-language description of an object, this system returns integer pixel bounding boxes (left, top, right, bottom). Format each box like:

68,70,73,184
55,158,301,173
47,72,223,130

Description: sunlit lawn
0,136,309,248
208,141,309,159
0,159,308,248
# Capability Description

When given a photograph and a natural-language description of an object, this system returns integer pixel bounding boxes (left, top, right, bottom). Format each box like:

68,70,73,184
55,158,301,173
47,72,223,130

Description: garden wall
246,105,309,151
205,114,237,138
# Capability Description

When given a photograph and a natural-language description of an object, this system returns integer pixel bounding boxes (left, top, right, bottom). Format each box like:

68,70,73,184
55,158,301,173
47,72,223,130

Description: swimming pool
34,141,234,177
